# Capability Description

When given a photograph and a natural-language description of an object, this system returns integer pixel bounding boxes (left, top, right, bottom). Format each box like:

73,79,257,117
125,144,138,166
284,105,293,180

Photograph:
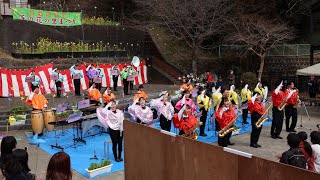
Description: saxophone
255,104,273,128
293,90,301,108
218,111,241,138
278,93,289,111
182,122,203,140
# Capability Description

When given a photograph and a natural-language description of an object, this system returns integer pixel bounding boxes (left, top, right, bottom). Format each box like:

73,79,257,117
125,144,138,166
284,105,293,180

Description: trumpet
255,104,273,128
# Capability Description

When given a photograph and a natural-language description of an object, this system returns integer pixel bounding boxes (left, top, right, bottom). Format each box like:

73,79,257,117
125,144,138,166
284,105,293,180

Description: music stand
110,70,119,76
25,76,35,82
93,77,102,84
56,103,69,113
73,73,81,79
296,99,312,131
50,74,58,81
77,99,90,109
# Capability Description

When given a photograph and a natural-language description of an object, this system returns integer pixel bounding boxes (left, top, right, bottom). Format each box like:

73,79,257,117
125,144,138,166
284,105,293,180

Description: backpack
288,149,307,169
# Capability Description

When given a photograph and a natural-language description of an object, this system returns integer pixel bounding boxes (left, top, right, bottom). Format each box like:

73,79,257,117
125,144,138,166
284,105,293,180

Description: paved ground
1,84,320,179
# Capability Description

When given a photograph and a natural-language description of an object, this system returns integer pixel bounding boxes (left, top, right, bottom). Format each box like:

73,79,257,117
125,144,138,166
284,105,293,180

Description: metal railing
0,1,30,16
215,44,320,58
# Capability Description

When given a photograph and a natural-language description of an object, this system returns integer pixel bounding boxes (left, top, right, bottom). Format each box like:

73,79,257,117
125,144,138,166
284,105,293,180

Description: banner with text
11,8,82,26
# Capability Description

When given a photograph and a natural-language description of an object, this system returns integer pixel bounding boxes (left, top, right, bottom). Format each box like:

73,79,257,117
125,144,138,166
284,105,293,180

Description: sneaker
118,157,123,161
291,129,297,133
276,136,283,139
228,142,235,146
250,144,259,148
271,135,276,139
256,144,262,148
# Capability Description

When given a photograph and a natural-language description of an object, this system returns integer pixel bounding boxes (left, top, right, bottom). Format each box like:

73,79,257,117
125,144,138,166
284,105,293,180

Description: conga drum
31,110,44,134
44,109,55,132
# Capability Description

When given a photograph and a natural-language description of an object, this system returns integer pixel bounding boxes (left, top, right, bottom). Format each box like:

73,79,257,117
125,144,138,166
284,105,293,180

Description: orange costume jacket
25,93,48,110
133,90,148,101
215,107,236,129
272,90,285,108
180,84,194,93
88,88,101,101
172,114,197,133
103,93,116,104
248,100,265,115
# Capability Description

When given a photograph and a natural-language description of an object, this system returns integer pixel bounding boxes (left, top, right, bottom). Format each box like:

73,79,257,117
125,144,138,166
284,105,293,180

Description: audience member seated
298,131,315,171
3,149,40,180
310,131,320,173
46,152,72,180
279,133,307,169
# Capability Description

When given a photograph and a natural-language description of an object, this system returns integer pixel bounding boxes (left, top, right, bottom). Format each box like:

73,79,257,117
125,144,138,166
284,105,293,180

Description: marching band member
111,65,120,91
175,91,196,114
103,87,116,104
172,104,198,135
128,97,155,126
95,66,104,92
133,85,148,102
254,82,265,99
120,66,129,95
215,97,236,147
228,85,239,106
285,82,299,133
153,92,174,131
241,84,251,124
86,64,98,88
128,66,136,91
70,64,83,96
25,87,48,111
98,100,124,162
51,68,64,98
28,70,41,91
88,83,102,106
180,80,194,93
197,87,212,136
248,92,265,148
271,81,285,139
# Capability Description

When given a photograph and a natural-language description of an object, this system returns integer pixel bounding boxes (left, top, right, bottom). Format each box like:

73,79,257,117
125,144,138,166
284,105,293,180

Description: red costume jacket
172,114,197,133
248,100,265,115
285,89,298,105
215,107,236,129
272,90,285,108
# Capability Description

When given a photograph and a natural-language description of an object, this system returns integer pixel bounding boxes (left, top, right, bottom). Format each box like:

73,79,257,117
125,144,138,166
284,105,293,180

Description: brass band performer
241,84,251,124
271,81,285,139
285,82,299,132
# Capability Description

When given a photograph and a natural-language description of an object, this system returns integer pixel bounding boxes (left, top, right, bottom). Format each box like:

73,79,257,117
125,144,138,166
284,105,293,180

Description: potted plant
10,106,29,122
55,111,70,121
86,159,113,178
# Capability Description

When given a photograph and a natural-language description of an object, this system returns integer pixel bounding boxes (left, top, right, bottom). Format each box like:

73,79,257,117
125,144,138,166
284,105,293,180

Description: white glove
251,94,257,104
244,84,248,93
29,92,35,101
275,81,283,95
178,104,186,121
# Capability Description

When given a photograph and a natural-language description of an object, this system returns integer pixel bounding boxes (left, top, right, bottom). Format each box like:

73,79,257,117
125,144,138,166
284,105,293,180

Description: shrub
241,72,258,90
88,159,111,171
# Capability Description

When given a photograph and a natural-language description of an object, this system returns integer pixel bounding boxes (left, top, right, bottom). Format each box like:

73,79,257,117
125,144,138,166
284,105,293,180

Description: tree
133,0,233,75
226,14,295,80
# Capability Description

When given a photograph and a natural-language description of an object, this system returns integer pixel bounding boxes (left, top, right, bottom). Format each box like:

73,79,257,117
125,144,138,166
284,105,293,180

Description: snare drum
31,110,44,134
44,109,55,132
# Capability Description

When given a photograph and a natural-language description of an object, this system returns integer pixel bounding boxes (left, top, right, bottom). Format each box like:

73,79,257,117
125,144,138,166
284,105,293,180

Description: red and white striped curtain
0,62,148,97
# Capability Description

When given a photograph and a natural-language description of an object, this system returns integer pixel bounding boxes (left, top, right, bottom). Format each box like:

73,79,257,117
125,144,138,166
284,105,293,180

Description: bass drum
44,109,55,132
31,110,44,134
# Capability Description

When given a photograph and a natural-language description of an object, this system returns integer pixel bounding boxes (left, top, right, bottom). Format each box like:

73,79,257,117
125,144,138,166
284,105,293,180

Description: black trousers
55,81,62,97
285,104,298,131
73,79,81,95
218,132,232,147
123,78,129,95
109,128,123,160
130,81,134,90
250,112,262,145
113,76,119,91
89,78,94,88
160,114,171,131
242,109,249,123
199,108,207,134
96,83,102,92
31,84,38,91
271,106,284,136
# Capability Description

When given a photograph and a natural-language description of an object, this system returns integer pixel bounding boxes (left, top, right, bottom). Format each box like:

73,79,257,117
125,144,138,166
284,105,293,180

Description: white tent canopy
296,63,320,76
